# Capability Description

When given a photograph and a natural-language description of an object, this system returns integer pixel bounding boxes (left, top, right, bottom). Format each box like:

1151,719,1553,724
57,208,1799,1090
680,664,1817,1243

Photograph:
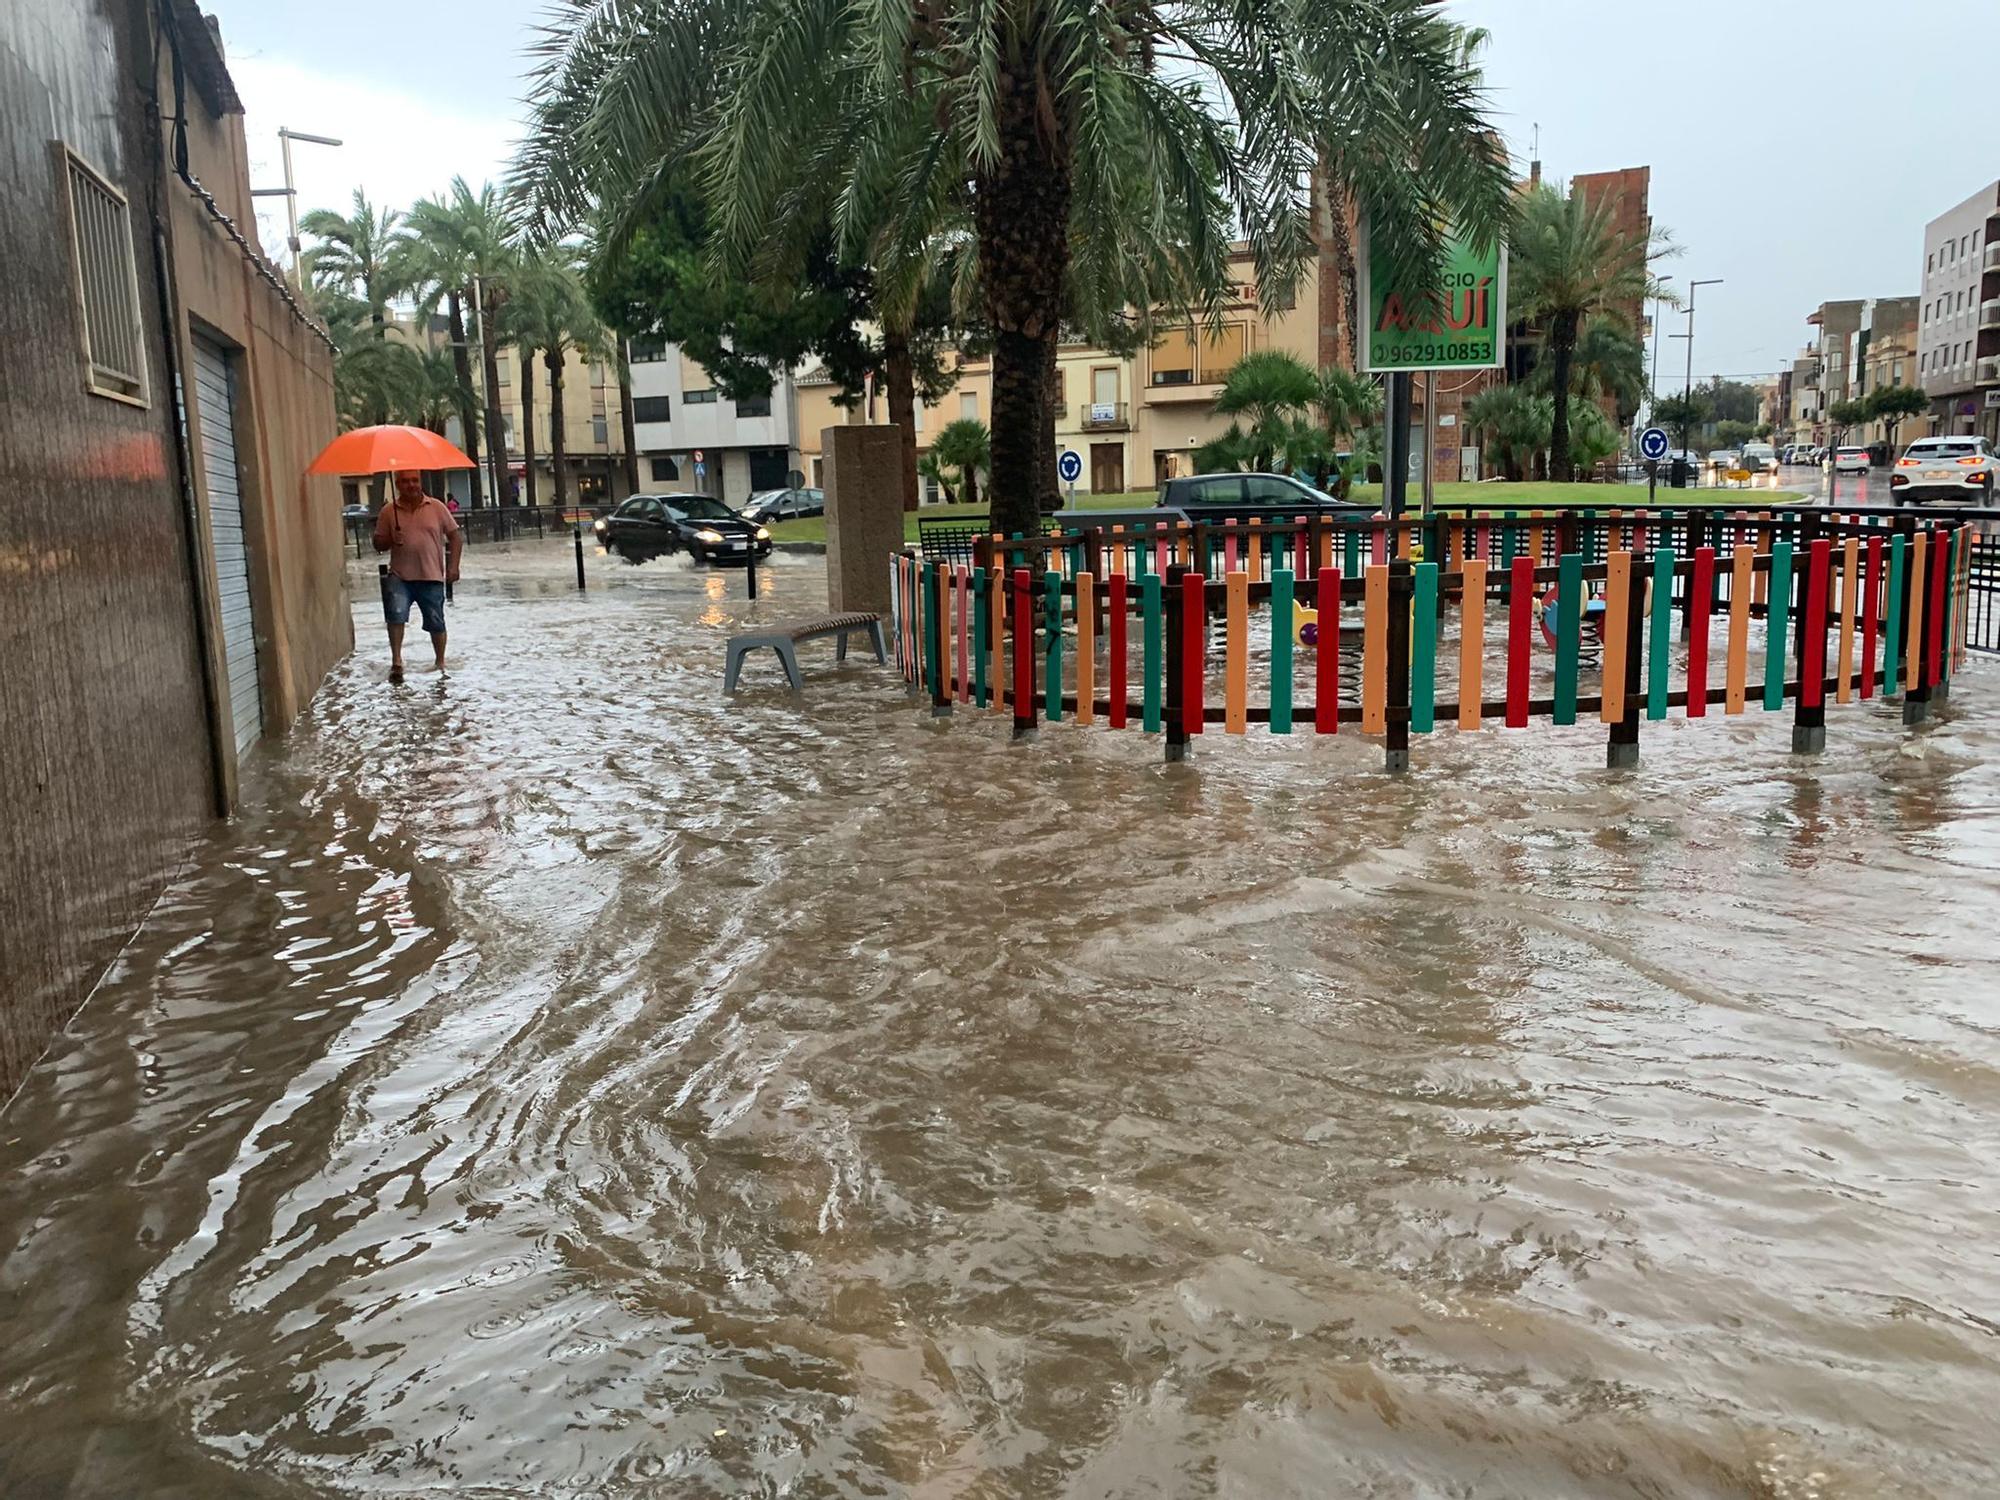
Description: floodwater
4,538,1999,1499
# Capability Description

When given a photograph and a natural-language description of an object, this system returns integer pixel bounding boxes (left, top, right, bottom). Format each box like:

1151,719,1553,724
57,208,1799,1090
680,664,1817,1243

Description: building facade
1919,183,1997,436
492,343,633,507
627,339,803,503
0,0,350,1098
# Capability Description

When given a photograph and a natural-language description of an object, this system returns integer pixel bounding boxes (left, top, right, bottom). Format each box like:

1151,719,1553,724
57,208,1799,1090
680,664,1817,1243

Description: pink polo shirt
373,496,461,583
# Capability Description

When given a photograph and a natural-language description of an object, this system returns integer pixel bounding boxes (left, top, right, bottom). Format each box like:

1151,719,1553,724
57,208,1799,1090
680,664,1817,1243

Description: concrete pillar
824,424,904,616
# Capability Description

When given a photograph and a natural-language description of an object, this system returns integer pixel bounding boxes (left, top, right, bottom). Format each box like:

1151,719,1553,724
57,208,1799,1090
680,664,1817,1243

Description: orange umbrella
307,425,475,476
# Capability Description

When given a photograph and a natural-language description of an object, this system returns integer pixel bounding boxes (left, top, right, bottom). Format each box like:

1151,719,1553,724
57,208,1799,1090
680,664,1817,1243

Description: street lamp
1681,278,1725,444
1648,275,1675,420
250,127,343,276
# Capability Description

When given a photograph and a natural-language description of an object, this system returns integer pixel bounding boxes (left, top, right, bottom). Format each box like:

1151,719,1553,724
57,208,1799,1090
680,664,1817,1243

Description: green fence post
1044,569,1063,722
1501,509,1520,566
1142,573,1164,732
1764,541,1793,712
1411,561,1437,733
1271,568,1295,734
1555,552,1582,725
1647,546,1673,721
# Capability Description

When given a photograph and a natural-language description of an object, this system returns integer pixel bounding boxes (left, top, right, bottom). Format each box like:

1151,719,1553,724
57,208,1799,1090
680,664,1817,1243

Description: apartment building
1919,182,1998,436
627,337,803,503
491,343,631,507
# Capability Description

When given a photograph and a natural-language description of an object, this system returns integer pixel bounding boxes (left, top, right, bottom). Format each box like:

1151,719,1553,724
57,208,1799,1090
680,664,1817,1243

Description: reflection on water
3,537,1998,1498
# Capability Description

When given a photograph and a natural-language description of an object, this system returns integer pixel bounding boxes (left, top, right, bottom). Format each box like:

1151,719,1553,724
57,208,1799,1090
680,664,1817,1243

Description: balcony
1983,300,2000,330
1986,243,2000,273
1079,400,1130,431
1978,357,2000,386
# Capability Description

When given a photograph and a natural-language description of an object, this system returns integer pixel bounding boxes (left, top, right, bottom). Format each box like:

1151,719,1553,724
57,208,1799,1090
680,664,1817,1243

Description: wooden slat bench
723,613,887,692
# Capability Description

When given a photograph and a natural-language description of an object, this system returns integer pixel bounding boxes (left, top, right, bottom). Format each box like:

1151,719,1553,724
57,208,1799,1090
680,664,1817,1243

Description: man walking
373,470,463,681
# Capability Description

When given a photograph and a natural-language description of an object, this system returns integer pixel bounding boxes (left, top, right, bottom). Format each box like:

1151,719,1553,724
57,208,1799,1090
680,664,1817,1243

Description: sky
215,0,1996,386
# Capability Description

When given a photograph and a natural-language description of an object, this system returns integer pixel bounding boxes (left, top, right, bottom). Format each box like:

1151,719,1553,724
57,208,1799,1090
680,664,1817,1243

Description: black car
739,486,825,525
1159,471,1371,513
594,494,772,565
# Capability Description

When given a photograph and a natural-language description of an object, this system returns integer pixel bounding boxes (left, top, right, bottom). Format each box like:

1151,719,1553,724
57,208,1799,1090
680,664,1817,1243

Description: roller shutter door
192,334,262,756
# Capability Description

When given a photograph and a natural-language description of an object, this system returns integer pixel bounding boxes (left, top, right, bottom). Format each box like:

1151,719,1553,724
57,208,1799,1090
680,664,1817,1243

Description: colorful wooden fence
891,507,1984,768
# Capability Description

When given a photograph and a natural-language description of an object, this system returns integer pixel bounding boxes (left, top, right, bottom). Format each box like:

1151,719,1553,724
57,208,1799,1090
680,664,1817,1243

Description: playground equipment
890,506,1984,770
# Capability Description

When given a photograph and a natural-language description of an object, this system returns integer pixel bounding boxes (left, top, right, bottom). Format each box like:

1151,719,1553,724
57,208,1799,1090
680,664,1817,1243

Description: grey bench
723,612,887,692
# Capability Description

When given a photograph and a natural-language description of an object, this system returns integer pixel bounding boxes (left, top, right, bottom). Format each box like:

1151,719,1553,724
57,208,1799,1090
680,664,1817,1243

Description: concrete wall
0,0,216,1099
0,0,350,1102
163,46,351,768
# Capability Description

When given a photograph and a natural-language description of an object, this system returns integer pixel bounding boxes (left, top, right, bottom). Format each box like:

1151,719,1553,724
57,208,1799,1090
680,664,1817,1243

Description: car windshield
666,497,737,521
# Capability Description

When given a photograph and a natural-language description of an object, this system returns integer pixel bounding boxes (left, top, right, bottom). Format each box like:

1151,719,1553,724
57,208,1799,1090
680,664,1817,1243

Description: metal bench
723,612,887,692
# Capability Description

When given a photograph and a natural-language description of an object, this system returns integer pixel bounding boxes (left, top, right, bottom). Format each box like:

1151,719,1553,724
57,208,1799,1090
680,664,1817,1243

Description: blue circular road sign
1639,426,1670,462
1057,449,1084,484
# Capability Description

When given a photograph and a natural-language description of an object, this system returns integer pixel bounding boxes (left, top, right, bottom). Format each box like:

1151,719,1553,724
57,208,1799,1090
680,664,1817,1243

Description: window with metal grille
61,147,148,404
633,395,671,423
734,394,771,418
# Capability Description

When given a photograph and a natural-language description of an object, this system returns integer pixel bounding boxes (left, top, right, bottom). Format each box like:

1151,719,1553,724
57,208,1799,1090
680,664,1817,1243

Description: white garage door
192,334,262,756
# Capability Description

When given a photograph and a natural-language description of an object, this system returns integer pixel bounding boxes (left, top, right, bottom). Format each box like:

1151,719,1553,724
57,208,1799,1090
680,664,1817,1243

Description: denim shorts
383,575,447,634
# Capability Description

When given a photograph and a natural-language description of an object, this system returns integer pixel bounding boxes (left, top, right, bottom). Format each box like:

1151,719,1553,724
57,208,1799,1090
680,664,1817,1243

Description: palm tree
1464,385,1553,482
395,180,516,506
514,0,1512,542
927,419,990,509
300,191,402,327
1509,182,1672,481
1214,352,1321,471
502,247,612,512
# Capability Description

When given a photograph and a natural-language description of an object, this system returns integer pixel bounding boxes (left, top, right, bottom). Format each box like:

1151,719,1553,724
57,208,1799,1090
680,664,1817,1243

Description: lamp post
1648,275,1675,421
250,127,342,278
1680,277,1725,442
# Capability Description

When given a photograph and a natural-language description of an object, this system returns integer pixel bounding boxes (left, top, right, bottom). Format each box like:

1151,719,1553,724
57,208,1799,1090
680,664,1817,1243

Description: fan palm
1464,385,1552,482
927,418,990,510
515,0,1512,541
300,191,402,327
1509,182,1673,481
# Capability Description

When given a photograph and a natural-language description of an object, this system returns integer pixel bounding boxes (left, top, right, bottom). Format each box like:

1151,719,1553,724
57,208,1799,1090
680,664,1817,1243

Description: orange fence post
1459,558,1486,730
1726,543,1752,714
1600,550,1631,725
1225,570,1249,733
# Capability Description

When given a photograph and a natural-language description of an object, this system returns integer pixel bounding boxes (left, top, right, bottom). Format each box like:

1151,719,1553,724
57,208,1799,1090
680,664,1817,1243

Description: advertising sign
1357,222,1507,373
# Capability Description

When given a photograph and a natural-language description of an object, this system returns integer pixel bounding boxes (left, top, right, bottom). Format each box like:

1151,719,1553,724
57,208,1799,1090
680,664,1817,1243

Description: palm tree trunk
963,462,980,511
1039,334,1062,513
976,46,1073,540
447,291,485,507
518,346,539,509
1548,310,1579,483
479,294,508,506
884,329,920,512
546,346,568,511
618,354,640,498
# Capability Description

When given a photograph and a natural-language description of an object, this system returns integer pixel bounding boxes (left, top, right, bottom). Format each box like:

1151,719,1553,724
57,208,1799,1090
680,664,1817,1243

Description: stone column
824,424,904,616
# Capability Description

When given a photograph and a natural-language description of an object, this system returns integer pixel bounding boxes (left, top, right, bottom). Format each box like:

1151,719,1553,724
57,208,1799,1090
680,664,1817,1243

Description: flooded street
4,537,1999,1498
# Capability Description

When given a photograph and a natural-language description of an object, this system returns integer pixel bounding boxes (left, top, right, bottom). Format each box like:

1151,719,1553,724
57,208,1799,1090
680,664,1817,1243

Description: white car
1828,446,1871,475
1741,441,1777,472
1891,435,1996,505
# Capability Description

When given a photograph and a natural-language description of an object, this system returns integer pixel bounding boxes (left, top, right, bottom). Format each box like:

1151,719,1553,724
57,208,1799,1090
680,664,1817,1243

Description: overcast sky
217,0,1994,385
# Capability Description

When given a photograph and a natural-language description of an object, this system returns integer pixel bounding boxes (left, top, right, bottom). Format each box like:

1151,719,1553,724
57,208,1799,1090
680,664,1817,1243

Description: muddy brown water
3,540,1998,1498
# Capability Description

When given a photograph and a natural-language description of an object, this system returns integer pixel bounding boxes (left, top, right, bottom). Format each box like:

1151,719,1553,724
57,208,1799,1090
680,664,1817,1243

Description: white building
626,337,804,503
1917,182,1998,437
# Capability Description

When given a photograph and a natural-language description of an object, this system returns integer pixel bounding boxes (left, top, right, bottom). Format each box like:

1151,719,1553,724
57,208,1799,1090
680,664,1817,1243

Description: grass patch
765,481,1803,545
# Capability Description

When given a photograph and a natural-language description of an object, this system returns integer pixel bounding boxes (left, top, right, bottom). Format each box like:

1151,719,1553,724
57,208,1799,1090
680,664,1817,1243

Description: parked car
1828,446,1871,476
1158,472,1370,512
739,486,825,525
1890,435,1996,505
1707,449,1742,473
593,494,772,564
341,503,373,522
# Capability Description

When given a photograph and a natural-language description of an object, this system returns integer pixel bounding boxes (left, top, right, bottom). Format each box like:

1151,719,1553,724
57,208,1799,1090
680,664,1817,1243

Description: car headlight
755,526,770,540
695,528,725,543
593,519,606,534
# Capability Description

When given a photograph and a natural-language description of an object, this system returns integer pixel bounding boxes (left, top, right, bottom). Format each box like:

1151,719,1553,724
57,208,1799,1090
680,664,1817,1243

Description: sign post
1058,448,1082,506
1357,223,1507,519
1639,425,1670,506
